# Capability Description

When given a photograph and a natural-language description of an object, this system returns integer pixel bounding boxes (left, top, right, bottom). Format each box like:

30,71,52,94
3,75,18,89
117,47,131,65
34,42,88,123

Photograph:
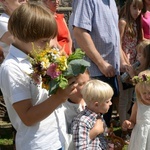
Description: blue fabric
72,0,120,77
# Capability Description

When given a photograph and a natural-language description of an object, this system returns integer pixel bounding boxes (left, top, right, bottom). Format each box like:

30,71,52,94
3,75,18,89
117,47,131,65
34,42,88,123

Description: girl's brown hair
136,40,150,69
8,2,57,43
119,0,143,41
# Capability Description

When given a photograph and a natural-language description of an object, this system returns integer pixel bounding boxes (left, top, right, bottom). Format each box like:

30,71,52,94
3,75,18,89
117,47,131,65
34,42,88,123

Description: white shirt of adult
0,45,67,150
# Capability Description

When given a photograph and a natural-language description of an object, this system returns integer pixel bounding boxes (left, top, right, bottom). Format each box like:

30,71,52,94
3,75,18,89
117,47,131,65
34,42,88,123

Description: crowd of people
0,0,150,150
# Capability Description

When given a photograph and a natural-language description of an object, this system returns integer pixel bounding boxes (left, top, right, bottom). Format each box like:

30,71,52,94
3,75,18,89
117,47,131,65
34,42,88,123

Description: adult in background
42,0,72,55
70,0,125,127
0,0,27,59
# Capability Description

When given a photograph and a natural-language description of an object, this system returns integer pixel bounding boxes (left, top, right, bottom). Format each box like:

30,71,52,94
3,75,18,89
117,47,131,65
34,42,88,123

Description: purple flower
47,63,61,79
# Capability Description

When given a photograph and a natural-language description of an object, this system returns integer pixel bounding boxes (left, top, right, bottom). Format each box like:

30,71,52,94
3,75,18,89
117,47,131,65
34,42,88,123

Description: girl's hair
136,40,150,69
8,2,57,43
119,0,143,41
76,69,90,79
81,79,114,104
135,70,150,103
142,0,146,13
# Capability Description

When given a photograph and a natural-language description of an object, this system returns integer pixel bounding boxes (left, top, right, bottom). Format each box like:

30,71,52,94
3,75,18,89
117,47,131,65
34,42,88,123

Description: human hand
99,61,115,77
50,38,62,50
120,62,130,73
93,119,104,134
55,77,78,102
122,120,134,130
89,118,104,140
126,65,136,78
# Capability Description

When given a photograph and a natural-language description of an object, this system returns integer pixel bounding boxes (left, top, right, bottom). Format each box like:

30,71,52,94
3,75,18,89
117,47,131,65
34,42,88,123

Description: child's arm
126,65,137,78
119,18,130,66
89,118,104,140
122,102,137,130
0,47,4,63
0,0,21,15
12,77,77,126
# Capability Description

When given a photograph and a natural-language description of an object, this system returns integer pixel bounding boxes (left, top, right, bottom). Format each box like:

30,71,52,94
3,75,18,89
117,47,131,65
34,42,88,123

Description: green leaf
64,59,90,76
49,76,68,94
48,51,90,95
67,48,85,62
59,77,68,89
49,79,59,95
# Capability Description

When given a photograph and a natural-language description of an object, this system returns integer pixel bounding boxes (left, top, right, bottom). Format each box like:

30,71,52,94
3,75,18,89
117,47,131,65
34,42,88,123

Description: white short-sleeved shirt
0,45,65,150
0,13,10,57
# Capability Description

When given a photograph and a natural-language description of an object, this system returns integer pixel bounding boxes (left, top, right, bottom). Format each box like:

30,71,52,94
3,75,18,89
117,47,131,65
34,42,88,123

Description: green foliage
49,49,90,94
67,48,85,62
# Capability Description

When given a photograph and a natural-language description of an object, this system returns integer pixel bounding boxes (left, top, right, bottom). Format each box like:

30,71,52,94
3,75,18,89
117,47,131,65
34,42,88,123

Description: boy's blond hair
81,79,114,104
8,2,57,43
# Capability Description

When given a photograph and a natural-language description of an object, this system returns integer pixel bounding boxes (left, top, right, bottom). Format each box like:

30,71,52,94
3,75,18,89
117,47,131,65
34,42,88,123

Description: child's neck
68,97,85,105
86,104,99,114
12,42,28,55
12,38,31,55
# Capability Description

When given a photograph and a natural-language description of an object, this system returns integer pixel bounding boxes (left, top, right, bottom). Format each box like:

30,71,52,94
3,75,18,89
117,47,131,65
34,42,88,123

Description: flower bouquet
29,45,90,94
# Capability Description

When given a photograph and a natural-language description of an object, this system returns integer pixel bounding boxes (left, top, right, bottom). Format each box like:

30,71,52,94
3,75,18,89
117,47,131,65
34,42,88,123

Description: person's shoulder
142,11,150,19
119,18,127,24
0,13,9,22
56,13,64,19
63,100,80,108
119,18,127,27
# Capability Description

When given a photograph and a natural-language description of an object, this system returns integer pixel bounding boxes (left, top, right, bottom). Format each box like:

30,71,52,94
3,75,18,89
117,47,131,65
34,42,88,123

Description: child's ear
94,101,99,107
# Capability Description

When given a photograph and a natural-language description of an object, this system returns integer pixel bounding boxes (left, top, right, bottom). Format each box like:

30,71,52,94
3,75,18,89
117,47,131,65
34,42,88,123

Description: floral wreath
132,74,150,85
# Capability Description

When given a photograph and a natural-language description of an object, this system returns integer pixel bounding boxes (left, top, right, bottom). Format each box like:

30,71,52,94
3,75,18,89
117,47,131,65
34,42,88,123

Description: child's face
130,2,142,20
43,0,59,12
25,38,51,54
140,88,150,105
69,72,90,102
33,38,51,49
95,98,112,114
136,49,147,70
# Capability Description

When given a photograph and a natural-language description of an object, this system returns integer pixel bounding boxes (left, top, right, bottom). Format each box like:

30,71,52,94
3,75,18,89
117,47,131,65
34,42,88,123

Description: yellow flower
42,83,49,90
40,57,50,69
57,56,68,71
